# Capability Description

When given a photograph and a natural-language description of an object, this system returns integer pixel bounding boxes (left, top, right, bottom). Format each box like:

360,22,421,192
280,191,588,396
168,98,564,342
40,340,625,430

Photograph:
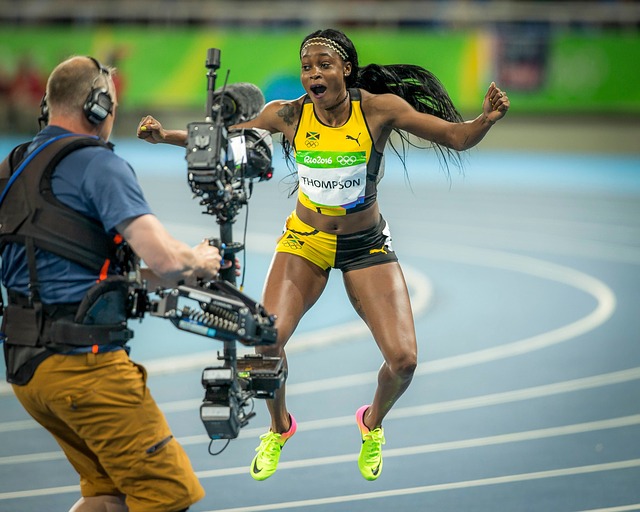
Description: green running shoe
356,405,385,481
250,414,297,481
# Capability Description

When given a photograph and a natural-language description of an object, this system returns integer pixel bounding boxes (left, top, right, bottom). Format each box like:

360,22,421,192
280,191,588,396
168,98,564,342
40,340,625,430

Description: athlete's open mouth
310,84,327,96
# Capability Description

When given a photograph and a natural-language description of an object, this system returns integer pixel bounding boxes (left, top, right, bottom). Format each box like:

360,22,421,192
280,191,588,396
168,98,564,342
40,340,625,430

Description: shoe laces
362,428,385,463
255,431,284,462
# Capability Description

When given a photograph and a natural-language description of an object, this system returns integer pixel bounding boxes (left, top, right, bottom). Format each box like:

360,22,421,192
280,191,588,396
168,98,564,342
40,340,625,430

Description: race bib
296,150,367,209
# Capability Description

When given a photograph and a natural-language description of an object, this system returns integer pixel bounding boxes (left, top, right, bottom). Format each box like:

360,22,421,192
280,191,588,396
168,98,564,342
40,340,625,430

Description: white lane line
576,506,640,512
0,451,65,466
198,459,640,512
3,366,639,464
3,414,640,500
0,419,36,433
0,484,81,501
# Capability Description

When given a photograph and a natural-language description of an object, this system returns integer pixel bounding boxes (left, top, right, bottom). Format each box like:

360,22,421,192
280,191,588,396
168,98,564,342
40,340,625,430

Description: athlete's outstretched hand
137,116,188,147
483,82,510,124
137,115,166,144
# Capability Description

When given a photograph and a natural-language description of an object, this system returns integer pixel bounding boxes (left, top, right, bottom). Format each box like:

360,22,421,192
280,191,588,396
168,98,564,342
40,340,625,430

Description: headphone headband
88,56,109,76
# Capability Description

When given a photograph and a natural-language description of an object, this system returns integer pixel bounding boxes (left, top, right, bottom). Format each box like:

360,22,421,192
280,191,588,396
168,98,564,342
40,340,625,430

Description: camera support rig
147,48,283,445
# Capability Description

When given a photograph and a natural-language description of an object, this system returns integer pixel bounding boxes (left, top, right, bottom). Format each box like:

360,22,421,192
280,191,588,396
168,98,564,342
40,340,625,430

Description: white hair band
301,37,348,60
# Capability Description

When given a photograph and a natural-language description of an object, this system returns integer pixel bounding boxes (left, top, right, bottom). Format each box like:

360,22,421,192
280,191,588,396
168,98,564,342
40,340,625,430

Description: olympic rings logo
305,140,319,148
282,239,301,250
337,155,357,166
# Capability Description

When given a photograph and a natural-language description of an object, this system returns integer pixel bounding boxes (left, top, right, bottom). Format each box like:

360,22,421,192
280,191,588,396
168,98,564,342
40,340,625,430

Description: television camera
185,47,274,224
137,48,284,450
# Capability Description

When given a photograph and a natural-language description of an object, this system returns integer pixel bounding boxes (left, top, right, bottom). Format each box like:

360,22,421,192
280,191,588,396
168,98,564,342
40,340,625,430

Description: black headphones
38,56,113,128
83,56,113,125
38,94,49,129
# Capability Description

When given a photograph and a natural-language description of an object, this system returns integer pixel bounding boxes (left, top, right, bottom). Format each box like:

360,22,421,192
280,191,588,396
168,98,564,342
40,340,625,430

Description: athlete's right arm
232,99,300,135
117,214,222,288
136,99,300,146
137,115,187,146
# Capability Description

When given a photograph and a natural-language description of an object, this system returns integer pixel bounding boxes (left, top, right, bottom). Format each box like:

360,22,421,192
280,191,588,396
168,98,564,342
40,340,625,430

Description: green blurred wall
2,26,638,114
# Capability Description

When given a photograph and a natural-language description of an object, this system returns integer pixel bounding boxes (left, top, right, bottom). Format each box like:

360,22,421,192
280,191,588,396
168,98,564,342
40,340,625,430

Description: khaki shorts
275,210,398,271
12,350,204,512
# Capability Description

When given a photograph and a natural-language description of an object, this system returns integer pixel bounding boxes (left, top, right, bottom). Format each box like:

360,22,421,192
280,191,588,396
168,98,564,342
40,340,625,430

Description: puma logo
370,246,387,255
346,133,361,146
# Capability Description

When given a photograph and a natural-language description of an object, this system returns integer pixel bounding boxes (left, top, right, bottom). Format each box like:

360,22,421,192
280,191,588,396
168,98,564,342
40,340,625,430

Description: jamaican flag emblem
305,131,320,148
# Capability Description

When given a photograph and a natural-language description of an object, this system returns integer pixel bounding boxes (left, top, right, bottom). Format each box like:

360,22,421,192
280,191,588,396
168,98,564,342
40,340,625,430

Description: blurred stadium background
1,0,639,154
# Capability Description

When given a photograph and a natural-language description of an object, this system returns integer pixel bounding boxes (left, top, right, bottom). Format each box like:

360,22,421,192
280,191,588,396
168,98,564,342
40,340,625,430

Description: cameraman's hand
187,240,223,284
220,256,242,277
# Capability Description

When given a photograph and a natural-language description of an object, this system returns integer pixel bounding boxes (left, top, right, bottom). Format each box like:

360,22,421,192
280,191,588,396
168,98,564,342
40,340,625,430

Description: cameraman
0,56,220,512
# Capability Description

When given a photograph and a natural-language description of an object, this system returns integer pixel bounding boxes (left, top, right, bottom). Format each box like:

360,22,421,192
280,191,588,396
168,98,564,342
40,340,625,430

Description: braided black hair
356,63,464,175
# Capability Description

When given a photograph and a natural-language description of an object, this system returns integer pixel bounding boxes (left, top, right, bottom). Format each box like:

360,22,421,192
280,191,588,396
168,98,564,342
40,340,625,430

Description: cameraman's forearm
136,242,198,286
163,129,188,147
142,238,205,285
138,268,167,290
119,214,205,286
139,267,176,290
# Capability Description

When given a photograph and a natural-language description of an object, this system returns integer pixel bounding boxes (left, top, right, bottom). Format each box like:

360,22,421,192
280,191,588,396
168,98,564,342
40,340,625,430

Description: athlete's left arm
371,82,510,152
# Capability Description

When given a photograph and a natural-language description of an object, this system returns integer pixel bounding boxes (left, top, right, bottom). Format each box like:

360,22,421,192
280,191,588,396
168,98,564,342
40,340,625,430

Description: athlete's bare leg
256,252,330,433
343,262,418,429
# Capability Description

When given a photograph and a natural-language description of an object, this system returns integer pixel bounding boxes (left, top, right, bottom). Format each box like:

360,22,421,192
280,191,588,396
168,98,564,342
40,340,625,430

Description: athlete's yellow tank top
293,89,384,216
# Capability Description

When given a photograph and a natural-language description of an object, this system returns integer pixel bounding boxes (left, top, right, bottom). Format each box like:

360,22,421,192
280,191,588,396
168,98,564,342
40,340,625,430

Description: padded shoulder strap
0,142,30,178
0,135,119,273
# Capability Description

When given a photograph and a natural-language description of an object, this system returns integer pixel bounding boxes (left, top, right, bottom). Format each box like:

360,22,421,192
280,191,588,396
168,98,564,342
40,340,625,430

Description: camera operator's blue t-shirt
1,126,153,303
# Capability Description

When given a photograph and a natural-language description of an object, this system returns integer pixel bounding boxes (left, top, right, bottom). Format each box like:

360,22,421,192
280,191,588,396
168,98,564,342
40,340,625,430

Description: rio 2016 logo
303,155,333,165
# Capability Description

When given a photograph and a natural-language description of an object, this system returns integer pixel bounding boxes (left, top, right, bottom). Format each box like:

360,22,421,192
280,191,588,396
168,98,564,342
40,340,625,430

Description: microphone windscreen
212,83,265,126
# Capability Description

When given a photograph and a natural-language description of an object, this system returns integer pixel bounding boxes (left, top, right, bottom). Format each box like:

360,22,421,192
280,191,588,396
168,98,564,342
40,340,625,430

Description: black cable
240,199,249,290
208,438,231,456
